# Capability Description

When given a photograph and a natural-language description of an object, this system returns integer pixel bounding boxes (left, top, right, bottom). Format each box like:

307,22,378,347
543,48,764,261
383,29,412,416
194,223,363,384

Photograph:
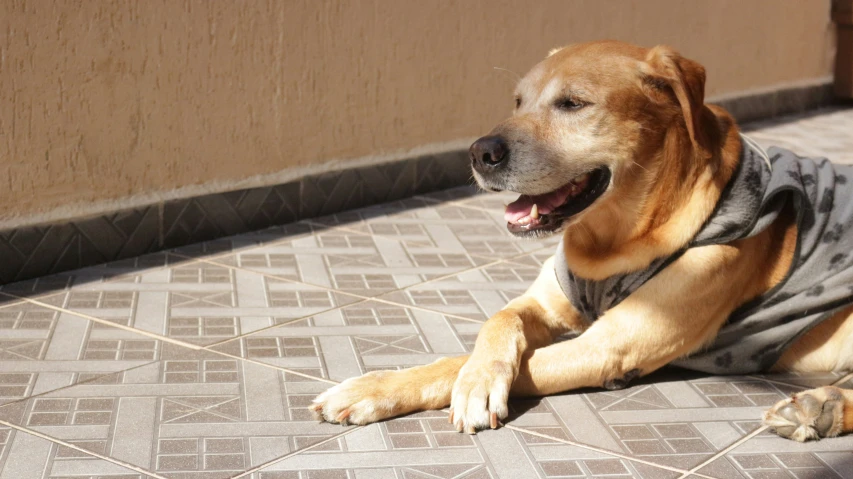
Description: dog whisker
493,66,522,82
631,160,650,172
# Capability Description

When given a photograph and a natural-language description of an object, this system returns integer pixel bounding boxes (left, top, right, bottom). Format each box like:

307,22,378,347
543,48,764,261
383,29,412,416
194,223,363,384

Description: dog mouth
504,167,611,237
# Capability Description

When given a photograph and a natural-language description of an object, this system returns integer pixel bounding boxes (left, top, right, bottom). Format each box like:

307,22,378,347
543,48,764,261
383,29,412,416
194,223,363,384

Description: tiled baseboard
0,151,470,284
0,81,837,284
709,79,836,124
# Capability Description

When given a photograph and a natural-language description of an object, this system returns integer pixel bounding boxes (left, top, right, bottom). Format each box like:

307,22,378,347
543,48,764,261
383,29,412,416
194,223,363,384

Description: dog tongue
504,183,576,223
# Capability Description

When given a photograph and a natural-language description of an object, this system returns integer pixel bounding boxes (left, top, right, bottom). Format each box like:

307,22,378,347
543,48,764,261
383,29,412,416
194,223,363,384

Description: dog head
470,41,709,238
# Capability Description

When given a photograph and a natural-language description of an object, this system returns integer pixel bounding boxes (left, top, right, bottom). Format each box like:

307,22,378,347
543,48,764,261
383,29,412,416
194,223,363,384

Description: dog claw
466,424,477,435
490,412,499,429
335,409,351,424
310,403,324,421
448,409,454,424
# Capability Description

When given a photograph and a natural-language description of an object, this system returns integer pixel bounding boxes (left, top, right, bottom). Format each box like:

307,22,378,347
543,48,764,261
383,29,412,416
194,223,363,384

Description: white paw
311,371,397,425
449,359,513,434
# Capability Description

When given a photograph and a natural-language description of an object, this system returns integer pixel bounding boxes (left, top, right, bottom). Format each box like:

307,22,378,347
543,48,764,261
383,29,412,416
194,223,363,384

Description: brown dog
312,41,853,442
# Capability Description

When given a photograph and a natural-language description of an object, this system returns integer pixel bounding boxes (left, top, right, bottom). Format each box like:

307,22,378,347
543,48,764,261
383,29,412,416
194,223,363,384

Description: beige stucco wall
0,0,835,228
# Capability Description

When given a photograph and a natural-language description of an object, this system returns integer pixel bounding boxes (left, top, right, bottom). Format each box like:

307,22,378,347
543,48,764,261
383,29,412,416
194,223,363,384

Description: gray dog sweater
555,136,853,374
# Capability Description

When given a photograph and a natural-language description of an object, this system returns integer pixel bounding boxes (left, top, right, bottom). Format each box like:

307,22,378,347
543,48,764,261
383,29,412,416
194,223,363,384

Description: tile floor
1,106,852,479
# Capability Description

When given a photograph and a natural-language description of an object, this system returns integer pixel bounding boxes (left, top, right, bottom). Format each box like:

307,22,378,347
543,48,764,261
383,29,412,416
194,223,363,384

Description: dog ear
641,45,708,154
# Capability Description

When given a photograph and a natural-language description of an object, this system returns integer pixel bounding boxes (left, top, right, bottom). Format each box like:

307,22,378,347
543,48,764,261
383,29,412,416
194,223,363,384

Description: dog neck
560,106,741,280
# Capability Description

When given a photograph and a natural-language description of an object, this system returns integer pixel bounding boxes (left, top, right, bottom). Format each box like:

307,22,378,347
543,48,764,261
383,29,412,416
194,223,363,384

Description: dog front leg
449,257,583,433
507,301,725,399
313,256,582,428
507,248,743,399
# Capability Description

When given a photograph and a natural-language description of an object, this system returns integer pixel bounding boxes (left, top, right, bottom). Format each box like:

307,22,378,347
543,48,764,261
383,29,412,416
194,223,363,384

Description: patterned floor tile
210,300,481,381
311,198,558,260
502,250,558,269
210,229,492,298
504,370,817,472
307,197,447,230
29,261,362,347
0,349,348,479
395,204,558,259
0,301,179,407
834,375,853,388
414,185,486,203
0,425,158,479
695,436,853,478
746,371,847,390
169,222,330,260
378,260,542,321
743,107,853,164
445,190,529,214
0,252,193,304
244,412,682,479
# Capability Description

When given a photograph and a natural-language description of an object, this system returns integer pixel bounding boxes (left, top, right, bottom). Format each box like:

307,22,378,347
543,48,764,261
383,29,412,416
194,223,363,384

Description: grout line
686,473,719,479
0,252,218,310
195,245,559,385
0,360,160,410
177,254,377,300
676,368,853,478
361,296,488,323
0,297,28,309
189,241,560,380
184,253,484,323
2,238,549,391
230,426,363,478
201,344,339,385
502,424,693,475
0,292,204,350
831,371,853,386
167,250,387,307
0,216,355,307
193,238,557,334
164,221,343,264
744,374,843,390
360,242,557,317
6,297,343,390
300,195,558,264
447,198,507,213
201,297,373,349
0,419,170,479
678,425,769,478
183,241,550,323
1,286,346,386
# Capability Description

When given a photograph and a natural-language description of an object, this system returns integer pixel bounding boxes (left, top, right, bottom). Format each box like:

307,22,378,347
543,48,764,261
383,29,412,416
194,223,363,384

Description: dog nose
470,136,508,171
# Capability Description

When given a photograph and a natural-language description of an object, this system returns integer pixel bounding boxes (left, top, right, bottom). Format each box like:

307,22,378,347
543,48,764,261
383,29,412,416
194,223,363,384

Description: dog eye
555,98,585,111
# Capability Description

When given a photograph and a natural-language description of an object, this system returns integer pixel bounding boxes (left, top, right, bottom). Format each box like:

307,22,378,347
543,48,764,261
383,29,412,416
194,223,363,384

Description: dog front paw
763,386,846,442
311,371,399,425
449,359,514,434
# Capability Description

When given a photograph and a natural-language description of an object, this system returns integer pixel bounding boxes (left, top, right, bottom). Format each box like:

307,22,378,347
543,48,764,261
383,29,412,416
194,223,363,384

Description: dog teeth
530,204,539,219
570,173,590,189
